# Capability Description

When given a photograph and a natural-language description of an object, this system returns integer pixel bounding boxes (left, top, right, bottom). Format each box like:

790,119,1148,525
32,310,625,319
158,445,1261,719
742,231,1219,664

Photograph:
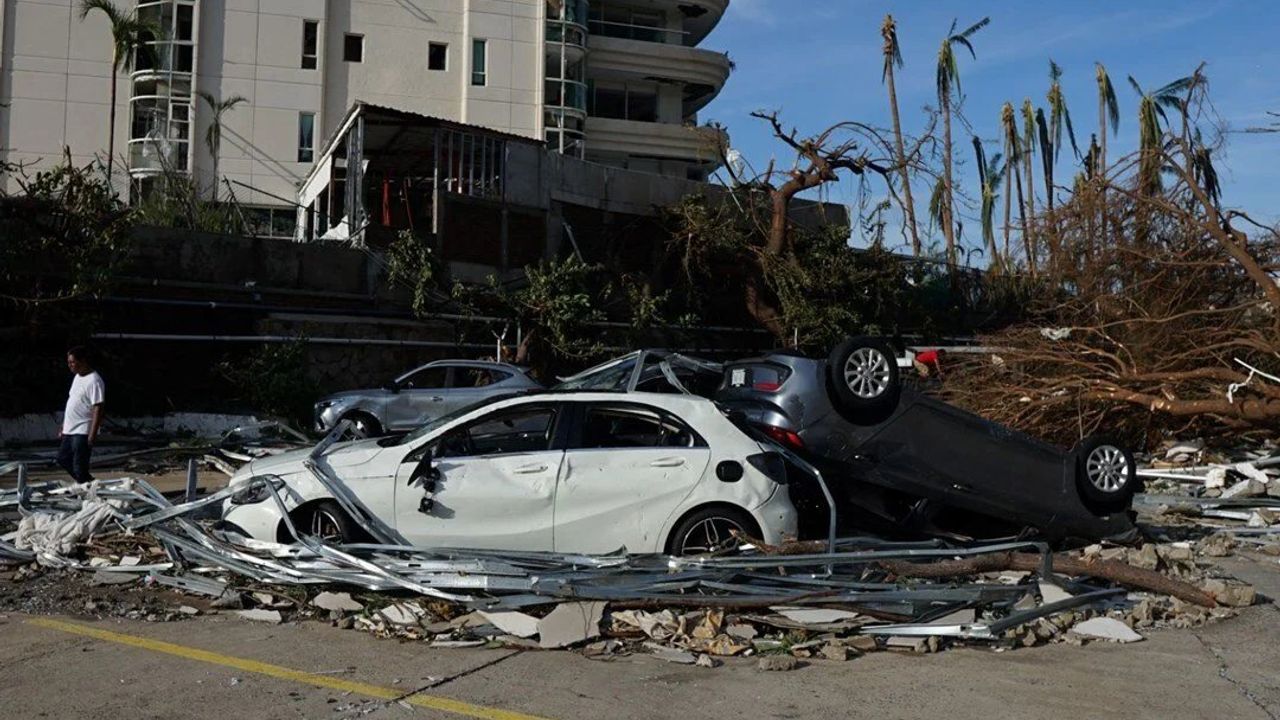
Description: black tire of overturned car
1072,435,1138,513
827,335,902,424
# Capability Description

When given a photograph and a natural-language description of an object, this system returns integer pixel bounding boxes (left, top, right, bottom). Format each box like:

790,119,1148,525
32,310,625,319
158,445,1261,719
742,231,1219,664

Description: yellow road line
28,618,550,720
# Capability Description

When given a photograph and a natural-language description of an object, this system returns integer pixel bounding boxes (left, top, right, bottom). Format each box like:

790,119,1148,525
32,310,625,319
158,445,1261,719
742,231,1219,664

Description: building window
298,112,315,163
428,42,447,71
343,33,363,63
589,82,657,122
243,206,299,240
302,20,318,69
471,39,486,86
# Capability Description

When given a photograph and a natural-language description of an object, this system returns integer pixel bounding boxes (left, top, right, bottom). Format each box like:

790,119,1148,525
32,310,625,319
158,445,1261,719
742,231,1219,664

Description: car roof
485,390,722,418
403,359,527,375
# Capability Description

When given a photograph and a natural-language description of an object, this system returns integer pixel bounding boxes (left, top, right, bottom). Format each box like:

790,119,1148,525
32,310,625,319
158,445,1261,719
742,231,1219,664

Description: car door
387,365,451,430
393,402,563,550
554,402,710,554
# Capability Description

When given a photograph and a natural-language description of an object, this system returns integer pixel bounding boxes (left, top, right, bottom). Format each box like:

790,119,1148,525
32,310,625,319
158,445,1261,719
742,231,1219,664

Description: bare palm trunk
1002,162,1013,269
106,56,118,184
1022,134,1036,270
211,145,220,202
942,93,956,269
1098,98,1107,247
1014,165,1034,276
885,64,920,256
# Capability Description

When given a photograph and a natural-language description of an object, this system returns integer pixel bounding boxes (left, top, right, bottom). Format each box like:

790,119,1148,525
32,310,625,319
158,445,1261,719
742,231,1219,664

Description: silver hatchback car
313,360,542,437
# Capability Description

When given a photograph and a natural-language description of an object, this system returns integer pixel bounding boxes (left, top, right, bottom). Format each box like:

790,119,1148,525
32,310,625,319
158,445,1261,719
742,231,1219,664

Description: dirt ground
2,553,1278,720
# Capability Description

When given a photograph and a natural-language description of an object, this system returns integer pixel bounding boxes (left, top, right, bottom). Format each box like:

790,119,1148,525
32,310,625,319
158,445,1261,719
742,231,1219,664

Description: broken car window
436,406,557,458
400,367,448,389
578,406,698,449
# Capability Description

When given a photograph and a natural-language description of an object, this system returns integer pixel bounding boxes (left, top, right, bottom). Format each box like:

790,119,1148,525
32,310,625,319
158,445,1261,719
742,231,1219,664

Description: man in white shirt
58,346,105,484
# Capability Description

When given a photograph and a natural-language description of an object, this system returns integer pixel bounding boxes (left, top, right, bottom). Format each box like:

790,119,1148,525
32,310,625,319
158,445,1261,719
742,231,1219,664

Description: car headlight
229,475,286,505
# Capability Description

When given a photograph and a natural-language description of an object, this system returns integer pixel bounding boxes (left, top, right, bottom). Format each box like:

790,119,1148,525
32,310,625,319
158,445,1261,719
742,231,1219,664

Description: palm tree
1128,74,1193,195
1095,63,1119,247
198,92,248,200
881,15,921,257
1044,60,1079,211
935,16,990,269
78,0,154,185
1021,99,1037,247
1000,103,1029,271
972,136,1003,272
1095,63,1119,177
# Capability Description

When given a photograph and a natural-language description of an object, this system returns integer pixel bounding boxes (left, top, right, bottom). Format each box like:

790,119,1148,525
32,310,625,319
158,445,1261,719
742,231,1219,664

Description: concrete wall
129,225,380,297
195,0,328,207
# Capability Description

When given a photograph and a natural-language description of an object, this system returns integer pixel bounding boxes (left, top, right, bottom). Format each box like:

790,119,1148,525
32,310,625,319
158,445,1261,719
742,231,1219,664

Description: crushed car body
716,337,1140,544
223,392,797,555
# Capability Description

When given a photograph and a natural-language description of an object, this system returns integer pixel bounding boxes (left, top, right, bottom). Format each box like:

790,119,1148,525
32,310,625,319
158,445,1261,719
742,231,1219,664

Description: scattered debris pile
1136,440,1280,555
1,471,1263,665
0,419,311,483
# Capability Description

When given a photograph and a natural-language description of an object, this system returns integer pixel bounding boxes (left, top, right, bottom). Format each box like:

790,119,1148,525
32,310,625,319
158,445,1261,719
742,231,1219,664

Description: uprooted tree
941,68,1280,442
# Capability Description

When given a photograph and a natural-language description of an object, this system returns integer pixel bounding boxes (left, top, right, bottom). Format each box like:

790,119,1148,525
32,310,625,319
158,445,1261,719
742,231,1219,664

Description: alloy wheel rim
1086,445,1128,493
311,510,344,543
349,419,372,439
678,517,746,555
844,347,891,399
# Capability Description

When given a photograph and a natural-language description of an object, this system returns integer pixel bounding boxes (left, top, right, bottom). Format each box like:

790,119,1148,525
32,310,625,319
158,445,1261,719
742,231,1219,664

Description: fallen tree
940,71,1280,444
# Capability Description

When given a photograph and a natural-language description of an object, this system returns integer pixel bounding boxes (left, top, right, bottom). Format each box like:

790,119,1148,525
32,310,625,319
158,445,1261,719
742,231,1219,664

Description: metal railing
544,78,588,114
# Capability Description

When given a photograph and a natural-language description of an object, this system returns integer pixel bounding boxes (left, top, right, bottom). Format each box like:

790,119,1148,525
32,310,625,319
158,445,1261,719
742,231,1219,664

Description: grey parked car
313,360,541,437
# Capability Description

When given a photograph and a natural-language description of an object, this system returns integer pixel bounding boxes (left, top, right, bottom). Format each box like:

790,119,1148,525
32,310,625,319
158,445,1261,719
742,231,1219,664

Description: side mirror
384,380,402,394
408,450,440,487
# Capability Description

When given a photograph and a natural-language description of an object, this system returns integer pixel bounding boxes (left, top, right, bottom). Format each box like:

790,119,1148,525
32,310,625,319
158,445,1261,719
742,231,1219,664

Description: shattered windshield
381,394,518,447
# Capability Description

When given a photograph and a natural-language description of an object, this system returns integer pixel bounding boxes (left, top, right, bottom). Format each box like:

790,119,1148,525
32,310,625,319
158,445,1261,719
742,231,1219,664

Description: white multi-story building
0,0,730,235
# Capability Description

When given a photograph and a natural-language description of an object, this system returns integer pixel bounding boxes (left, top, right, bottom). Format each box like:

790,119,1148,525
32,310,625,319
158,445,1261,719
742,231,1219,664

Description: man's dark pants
57,434,93,483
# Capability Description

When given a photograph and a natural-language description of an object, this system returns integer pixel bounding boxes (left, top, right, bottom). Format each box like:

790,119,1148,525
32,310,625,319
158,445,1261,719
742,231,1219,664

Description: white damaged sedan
221,392,798,555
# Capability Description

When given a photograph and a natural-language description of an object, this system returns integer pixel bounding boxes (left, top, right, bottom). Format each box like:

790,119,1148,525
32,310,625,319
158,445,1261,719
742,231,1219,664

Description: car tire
827,336,901,424
666,506,761,556
1073,435,1137,513
341,412,383,439
297,500,363,544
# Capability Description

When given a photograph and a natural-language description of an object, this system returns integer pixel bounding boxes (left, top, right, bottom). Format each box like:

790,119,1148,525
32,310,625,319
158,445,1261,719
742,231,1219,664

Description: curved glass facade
129,0,197,178
544,0,588,158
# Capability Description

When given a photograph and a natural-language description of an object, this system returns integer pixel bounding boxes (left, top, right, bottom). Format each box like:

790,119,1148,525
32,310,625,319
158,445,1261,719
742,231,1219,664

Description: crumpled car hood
242,438,388,479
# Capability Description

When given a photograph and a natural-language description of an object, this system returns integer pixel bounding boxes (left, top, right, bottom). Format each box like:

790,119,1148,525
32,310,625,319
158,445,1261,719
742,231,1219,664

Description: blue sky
698,0,1279,256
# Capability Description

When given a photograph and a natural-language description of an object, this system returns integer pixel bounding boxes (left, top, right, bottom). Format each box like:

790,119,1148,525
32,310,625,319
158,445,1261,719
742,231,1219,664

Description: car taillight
754,381,781,392
747,452,787,484
758,424,805,451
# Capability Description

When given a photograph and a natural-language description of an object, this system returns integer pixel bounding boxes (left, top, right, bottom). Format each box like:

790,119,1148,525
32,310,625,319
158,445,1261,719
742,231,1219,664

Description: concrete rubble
0,448,1270,668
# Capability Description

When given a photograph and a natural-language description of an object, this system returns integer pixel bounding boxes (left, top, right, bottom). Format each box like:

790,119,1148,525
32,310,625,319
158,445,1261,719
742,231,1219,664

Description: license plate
730,368,746,387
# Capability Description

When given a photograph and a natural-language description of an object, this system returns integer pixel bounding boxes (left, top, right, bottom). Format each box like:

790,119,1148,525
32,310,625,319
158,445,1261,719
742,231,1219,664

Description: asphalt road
3,597,1278,720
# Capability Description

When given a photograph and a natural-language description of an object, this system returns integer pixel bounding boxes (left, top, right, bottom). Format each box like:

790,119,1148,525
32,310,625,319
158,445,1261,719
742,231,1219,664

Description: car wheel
667,506,760,556
827,336,901,424
1073,436,1137,513
341,412,383,439
299,500,362,544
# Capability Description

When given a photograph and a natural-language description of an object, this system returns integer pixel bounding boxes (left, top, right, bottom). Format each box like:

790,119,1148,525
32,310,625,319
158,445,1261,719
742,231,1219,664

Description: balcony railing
587,19,687,44
545,78,588,114
545,19,587,48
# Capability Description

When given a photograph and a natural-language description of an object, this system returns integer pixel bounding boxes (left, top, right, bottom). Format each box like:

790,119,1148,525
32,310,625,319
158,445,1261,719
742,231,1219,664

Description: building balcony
586,35,731,115
584,116,725,165
545,78,588,118
544,18,587,63
127,137,189,175
587,0,727,47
